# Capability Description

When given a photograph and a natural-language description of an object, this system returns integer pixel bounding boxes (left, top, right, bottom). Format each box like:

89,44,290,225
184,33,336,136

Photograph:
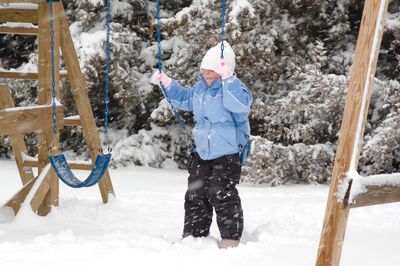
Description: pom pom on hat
200,41,235,73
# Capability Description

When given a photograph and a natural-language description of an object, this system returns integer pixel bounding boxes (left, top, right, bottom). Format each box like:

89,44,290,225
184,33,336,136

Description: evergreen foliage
0,0,400,185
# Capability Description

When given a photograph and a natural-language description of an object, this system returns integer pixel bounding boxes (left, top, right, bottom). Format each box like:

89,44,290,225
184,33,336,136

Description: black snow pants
183,152,243,240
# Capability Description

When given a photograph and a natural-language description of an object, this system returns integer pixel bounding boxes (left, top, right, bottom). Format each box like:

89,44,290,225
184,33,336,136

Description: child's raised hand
214,59,234,79
151,70,172,88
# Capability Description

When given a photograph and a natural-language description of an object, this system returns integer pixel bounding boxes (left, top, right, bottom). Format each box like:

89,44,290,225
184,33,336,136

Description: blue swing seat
49,153,111,188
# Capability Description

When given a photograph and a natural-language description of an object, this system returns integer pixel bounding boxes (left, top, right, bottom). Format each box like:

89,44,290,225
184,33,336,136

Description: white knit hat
200,41,236,73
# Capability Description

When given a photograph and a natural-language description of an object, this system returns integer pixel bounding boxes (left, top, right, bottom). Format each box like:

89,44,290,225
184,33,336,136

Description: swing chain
49,0,57,137
220,0,227,58
104,0,111,136
156,0,185,129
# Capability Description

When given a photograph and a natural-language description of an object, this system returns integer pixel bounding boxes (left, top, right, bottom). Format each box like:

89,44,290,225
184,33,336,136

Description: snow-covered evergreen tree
1,0,400,185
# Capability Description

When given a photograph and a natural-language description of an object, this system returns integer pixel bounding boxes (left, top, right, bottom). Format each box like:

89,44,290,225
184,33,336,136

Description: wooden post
315,1,389,265
37,1,61,215
59,4,114,202
0,85,34,185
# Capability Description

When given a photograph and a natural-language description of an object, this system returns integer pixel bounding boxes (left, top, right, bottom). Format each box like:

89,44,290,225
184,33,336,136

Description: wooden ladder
0,0,114,216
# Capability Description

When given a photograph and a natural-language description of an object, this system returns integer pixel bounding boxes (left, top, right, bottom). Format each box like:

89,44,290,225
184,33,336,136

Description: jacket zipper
202,86,211,159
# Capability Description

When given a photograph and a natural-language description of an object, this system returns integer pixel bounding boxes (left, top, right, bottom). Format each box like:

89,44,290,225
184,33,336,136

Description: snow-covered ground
1,158,400,266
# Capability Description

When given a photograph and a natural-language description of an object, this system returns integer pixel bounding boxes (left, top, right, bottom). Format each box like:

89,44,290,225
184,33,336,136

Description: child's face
202,69,221,86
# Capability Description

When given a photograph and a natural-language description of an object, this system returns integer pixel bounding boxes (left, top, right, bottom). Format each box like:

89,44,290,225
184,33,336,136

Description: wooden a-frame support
0,0,114,216
315,0,395,265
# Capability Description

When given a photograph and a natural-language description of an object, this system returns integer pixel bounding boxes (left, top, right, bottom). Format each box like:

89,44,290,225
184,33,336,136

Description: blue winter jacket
165,75,252,160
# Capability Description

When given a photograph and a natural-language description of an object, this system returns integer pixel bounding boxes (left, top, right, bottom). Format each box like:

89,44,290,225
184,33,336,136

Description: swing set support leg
58,3,114,202
36,1,61,215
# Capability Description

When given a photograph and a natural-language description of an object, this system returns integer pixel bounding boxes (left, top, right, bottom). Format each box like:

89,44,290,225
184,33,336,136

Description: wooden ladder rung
349,185,400,208
0,25,38,35
23,159,93,171
0,70,68,80
0,104,64,135
0,8,38,24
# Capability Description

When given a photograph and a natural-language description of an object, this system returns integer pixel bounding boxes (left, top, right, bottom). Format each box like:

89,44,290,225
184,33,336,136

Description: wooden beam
30,169,51,214
59,4,114,203
3,175,37,215
0,84,34,185
0,70,68,80
3,164,52,215
350,186,400,208
0,25,38,35
0,104,64,135
0,9,38,24
63,116,81,126
0,0,44,3
36,1,61,215
23,159,93,171
316,1,390,266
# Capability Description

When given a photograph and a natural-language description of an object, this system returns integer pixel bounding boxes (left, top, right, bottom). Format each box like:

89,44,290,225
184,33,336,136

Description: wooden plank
0,84,34,185
0,25,38,35
0,70,68,80
315,1,390,266
3,164,51,216
0,104,64,135
0,0,44,3
59,4,114,203
30,168,51,213
0,9,38,24
64,116,81,126
23,159,93,170
4,175,37,215
36,1,61,215
350,186,400,208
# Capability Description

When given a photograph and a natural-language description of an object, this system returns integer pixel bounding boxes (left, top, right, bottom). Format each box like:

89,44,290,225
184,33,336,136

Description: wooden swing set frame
316,0,400,265
1,1,399,263
0,0,114,216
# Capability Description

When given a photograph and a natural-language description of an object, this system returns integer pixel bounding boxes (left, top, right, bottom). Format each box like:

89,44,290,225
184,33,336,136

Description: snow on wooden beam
0,25,37,35
4,164,52,216
350,186,400,208
346,173,400,208
0,0,44,4
0,70,68,80
3,175,37,215
63,115,81,126
0,104,64,135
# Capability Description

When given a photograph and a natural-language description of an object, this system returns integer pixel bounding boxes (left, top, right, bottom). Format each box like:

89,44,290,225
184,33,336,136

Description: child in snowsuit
151,41,252,248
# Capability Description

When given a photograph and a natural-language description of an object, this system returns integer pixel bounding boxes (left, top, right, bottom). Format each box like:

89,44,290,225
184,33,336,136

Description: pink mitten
214,59,233,79
151,70,172,88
